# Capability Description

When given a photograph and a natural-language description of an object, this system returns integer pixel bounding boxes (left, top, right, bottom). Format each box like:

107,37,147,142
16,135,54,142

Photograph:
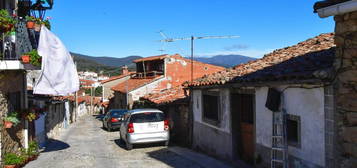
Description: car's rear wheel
126,141,133,150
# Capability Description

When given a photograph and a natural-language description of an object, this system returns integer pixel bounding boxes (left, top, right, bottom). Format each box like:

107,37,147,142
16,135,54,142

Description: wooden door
231,93,254,164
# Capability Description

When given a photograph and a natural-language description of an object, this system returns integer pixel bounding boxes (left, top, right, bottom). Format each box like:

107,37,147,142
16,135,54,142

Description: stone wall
334,11,357,168
159,103,191,147
0,71,26,160
45,102,66,139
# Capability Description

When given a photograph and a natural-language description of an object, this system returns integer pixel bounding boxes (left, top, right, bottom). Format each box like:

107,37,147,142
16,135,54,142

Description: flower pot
21,55,30,64
26,21,35,29
4,121,13,128
4,165,16,168
34,23,41,32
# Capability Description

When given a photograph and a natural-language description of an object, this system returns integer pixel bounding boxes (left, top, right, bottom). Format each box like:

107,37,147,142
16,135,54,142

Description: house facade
110,54,225,109
314,1,357,167
101,66,132,102
187,33,336,167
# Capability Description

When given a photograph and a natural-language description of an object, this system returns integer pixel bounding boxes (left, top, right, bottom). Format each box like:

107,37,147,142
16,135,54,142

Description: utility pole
90,86,93,114
159,33,240,82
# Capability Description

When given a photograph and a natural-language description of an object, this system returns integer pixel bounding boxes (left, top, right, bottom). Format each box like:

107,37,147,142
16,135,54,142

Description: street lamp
18,0,54,18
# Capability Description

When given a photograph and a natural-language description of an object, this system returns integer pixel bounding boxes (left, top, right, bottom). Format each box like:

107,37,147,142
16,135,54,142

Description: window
287,114,301,148
129,112,165,123
202,90,220,124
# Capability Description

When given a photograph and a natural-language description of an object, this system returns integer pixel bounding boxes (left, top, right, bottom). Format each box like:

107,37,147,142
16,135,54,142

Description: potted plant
0,9,17,33
3,153,24,168
4,112,20,129
25,16,36,29
21,54,30,63
25,49,42,67
26,112,37,122
27,141,40,160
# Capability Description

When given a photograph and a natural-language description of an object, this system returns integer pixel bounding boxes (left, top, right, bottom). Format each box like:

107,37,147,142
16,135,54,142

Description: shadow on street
112,139,165,150
42,139,70,153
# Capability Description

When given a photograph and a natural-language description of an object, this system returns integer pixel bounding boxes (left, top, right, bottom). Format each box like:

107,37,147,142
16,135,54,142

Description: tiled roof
80,79,95,85
314,0,350,11
133,54,181,63
142,86,188,105
111,76,164,93
186,33,336,87
100,72,134,84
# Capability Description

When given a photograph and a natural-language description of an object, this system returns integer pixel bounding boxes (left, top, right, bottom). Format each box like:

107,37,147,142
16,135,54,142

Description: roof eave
316,0,357,18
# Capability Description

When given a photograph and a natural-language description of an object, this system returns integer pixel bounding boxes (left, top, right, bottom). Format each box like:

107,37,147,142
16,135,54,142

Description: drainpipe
24,72,28,149
316,0,357,18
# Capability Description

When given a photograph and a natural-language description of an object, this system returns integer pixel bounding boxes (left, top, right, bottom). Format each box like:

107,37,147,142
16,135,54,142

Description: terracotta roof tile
111,76,164,93
142,86,188,105
186,33,336,87
133,54,174,63
100,72,134,84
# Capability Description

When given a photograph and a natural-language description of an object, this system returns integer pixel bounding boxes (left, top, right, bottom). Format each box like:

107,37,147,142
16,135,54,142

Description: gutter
316,0,357,18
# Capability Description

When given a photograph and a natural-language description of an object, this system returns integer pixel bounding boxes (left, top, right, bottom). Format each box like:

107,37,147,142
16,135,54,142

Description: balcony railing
131,71,164,79
1,19,41,70
1,19,36,61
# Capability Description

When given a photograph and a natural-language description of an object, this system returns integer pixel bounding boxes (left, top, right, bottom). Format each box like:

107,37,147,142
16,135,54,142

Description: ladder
271,109,288,168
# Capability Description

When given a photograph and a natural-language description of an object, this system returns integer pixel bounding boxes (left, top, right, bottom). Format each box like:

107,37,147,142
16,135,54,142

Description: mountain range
71,53,255,75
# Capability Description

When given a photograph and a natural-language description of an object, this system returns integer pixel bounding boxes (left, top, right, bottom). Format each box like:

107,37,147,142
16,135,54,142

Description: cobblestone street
24,115,204,168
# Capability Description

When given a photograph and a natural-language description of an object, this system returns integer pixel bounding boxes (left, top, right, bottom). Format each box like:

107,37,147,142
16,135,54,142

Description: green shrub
4,153,24,165
4,111,20,126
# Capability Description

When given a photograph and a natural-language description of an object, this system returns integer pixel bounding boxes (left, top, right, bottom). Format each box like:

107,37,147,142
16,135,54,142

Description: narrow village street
23,115,208,168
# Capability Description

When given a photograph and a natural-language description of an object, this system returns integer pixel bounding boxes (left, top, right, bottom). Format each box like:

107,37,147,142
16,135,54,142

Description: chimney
122,66,129,75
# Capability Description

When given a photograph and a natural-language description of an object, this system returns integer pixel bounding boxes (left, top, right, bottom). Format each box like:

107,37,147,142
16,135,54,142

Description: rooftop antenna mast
158,34,240,83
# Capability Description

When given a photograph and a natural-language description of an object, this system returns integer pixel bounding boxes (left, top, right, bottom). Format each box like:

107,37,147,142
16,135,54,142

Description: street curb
168,146,233,168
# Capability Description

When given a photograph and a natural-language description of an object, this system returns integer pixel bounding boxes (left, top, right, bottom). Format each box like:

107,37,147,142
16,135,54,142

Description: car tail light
164,119,169,131
111,118,119,122
128,123,134,133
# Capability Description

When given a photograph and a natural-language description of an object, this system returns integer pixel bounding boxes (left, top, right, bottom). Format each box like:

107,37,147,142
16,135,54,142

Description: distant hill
71,53,141,76
71,53,142,67
193,55,255,67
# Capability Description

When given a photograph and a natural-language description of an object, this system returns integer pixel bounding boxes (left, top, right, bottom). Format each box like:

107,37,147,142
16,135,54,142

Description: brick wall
334,11,357,168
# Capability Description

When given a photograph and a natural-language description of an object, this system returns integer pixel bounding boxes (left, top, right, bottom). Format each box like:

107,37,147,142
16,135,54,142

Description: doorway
231,92,255,164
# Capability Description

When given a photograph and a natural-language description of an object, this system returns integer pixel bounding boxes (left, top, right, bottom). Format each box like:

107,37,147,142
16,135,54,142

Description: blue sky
47,0,334,58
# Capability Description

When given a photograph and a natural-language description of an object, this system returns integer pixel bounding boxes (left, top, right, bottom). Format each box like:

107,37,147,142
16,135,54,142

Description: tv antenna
158,33,240,83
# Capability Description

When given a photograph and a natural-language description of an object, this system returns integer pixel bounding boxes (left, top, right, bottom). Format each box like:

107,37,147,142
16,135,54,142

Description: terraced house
0,0,46,162
187,33,337,167
110,54,225,109
1,0,81,166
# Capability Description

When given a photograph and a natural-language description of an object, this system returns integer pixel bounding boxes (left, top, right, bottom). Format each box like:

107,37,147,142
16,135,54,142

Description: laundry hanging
33,25,79,96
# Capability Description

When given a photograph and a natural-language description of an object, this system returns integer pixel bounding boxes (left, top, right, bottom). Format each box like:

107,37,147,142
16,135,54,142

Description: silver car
120,109,170,150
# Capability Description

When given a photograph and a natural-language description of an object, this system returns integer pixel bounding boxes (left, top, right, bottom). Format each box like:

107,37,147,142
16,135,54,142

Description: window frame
201,89,221,126
286,114,301,148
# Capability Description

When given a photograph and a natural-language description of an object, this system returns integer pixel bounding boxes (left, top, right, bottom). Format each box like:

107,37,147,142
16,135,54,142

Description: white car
120,109,170,150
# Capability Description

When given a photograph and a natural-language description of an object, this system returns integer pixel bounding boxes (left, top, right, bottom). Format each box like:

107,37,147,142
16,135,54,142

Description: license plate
148,123,158,129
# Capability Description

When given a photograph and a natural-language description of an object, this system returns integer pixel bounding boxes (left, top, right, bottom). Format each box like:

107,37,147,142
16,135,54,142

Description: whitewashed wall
192,89,231,133
255,86,325,167
129,77,166,102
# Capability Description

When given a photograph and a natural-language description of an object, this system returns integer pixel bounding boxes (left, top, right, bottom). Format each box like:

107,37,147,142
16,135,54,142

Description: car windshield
130,112,164,123
109,110,128,117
